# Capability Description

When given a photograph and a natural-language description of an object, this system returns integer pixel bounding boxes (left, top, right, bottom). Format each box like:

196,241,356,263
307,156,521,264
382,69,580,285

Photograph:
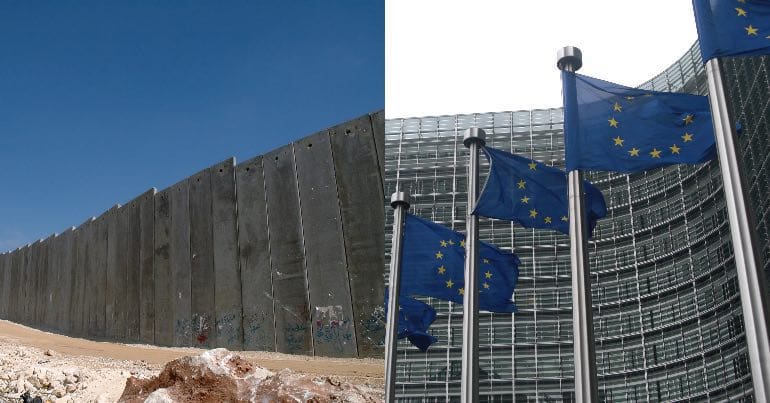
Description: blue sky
0,1,384,251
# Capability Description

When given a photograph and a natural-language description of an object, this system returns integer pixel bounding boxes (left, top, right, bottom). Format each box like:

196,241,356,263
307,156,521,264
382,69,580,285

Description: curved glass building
385,43,769,401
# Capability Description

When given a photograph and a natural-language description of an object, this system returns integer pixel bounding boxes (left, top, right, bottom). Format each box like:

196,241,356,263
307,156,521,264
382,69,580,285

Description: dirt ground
0,320,384,402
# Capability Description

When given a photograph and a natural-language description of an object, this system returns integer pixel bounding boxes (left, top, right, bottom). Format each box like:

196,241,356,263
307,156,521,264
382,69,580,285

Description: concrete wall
0,111,385,358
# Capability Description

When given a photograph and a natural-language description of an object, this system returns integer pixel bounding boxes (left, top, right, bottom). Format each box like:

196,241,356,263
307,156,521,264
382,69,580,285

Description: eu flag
385,289,438,352
563,71,716,174
400,213,519,313
693,0,770,62
473,146,607,237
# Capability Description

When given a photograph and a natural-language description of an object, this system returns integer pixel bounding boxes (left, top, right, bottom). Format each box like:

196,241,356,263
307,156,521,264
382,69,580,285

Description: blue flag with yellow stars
473,146,607,237
693,0,770,62
385,289,438,352
400,213,519,313
563,71,716,174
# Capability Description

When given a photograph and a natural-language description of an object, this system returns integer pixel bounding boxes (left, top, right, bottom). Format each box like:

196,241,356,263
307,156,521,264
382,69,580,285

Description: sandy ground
0,320,384,402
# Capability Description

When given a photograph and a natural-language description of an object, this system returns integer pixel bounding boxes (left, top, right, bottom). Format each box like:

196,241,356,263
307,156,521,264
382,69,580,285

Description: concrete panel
0,253,9,318
26,242,38,326
58,228,75,334
294,132,357,358
40,237,52,328
154,189,173,346
40,236,52,328
211,158,243,350
45,234,59,330
71,219,92,337
236,156,276,352
90,212,109,339
85,219,97,336
330,115,386,358
170,180,192,347
26,241,38,326
124,193,145,342
139,189,156,344
105,207,122,339
189,168,215,348
13,247,25,323
108,205,129,340
263,145,312,355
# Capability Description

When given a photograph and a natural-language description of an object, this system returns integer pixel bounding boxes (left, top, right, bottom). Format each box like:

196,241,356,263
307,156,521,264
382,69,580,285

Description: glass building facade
385,43,770,401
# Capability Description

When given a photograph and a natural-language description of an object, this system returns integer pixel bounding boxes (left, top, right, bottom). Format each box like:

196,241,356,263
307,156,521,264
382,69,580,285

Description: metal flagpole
385,191,410,403
557,46,598,403
461,128,485,402
705,59,770,401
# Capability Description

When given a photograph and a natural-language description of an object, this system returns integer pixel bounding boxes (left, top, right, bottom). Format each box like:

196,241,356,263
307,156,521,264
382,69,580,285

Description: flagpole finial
391,191,410,209
557,46,582,72
463,128,486,148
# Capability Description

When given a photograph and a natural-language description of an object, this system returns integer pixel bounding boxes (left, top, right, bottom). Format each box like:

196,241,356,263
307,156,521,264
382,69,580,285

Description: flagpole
705,58,770,401
557,46,598,403
385,191,410,403
461,127,485,403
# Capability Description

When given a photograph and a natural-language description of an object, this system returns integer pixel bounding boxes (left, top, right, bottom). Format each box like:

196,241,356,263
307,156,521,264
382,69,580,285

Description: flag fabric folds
400,213,520,313
693,0,770,62
473,146,607,237
563,72,716,174
385,290,438,352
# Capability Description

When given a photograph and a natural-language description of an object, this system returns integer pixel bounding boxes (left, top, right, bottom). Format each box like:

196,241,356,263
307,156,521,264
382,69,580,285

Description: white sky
386,1,698,118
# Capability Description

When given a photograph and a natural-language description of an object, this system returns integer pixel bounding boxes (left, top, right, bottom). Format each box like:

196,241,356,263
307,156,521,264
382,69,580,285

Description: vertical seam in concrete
259,156,279,352
230,157,245,350
149,188,157,344
291,142,314,356
326,127,362,357
369,113,386,189
207,167,217,347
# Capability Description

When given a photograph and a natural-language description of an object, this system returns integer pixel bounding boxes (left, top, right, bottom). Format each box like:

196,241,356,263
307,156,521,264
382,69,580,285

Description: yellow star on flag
529,209,538,218
544,217,552,224
437,266,446,274
650,148,662,158
613,102,622,112
520,195,530,204
485,271,492,279
517,179,526,189
682,132,693,142
746,25,759,36
683,114,695,125
446,279,454,288
483,258,490,264
435,251,443,259
483,282,490,289
629,148,640,157
613,136,624,146
528,161,537,170
458,287,464,295
608,117,619,128
625,96,635,101
460,240,466,248
440,240,448,247
448,240,455,245
670,144,681,154
736,7,748,17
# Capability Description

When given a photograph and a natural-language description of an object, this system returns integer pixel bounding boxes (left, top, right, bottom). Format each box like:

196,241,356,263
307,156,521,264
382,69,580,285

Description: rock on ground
118,348,382,403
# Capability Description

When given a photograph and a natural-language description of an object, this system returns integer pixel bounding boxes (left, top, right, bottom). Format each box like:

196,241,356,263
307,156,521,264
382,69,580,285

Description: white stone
145,388,174,403
63,375,77,385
